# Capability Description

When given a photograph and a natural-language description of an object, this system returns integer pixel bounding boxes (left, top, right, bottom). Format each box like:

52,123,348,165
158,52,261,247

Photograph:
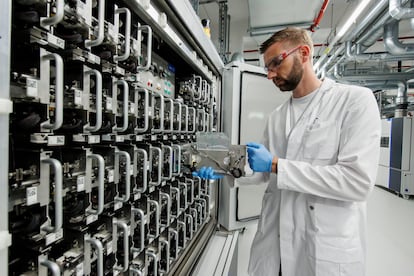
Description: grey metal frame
0,0,12,275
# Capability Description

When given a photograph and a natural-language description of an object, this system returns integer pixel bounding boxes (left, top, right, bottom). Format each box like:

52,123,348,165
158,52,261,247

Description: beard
273,56,303,91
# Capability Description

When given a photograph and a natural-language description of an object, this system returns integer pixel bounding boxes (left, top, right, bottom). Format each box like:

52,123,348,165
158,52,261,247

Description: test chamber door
219,61,291,230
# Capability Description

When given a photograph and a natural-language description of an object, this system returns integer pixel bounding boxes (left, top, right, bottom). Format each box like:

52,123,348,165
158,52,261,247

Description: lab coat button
309,205,314,210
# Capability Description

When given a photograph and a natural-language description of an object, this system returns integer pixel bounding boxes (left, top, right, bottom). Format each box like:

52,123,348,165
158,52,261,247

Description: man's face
264,43,304,91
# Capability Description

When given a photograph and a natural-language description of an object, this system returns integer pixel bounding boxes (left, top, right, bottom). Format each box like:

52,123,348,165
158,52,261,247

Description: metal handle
115,150,131,202
193,176,201,198
160,192,171,227
130,267,143,276
85,0,105,47
190,208,198,231
196,109,205,132
206,83,211,105
193,75,202,100
172,145,181,176
148,199,160,237
135,148,148,193
209,112,214,132
194,202,203,225
159,239,170,273
41,158,62,233
84,70,103,132
203,111,210,132
179,182,187,209
131,208,145,253
177,220,186,248
114,7,131,62
154,93,164,132
185,214,193,240
164,98,173,133
162,145,173,180
182,104,188,133
170,187,180,217
113,219,129,272
40,259,61,276
150,146,162,186
186,178,194,204
169,228,179,259
189,107,196,133
146,251,158,276
40,53,63,131
40,0,64,27
201,80,208,103
87,153,104,215
195,199,206,222
173,101,182,133
137,25,153,71
85,238,104,276
202,194,211,219
136,88,150,133
113,80,129,132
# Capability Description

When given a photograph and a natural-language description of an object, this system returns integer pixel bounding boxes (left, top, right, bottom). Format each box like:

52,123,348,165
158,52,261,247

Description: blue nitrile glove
192,166,224,180
246,142,273,172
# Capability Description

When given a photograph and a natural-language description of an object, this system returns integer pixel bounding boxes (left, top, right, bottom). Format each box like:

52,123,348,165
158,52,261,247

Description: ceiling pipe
389,0,414,20
322,1,389,75
384,20,414,54
314,0,387,73
310,0,330,32
344,40,414,62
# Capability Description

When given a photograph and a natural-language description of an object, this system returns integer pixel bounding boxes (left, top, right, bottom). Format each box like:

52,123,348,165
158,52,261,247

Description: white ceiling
198,0,361,57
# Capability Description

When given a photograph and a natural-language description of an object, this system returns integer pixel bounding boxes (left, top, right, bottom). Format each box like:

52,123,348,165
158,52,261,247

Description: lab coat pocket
304,120,339,160
310,202,362,263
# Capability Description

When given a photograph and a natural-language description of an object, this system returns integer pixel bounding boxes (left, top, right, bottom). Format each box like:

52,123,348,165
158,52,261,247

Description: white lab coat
246,78,381,276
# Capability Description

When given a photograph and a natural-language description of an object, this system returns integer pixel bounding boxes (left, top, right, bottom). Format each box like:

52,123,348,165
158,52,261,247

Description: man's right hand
192,166,224,180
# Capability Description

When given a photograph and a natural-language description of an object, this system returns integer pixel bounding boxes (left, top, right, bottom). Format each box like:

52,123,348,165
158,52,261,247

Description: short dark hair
259,27,314,55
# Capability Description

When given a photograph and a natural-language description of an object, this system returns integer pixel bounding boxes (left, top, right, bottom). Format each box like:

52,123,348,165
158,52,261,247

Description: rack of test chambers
7,0,218,275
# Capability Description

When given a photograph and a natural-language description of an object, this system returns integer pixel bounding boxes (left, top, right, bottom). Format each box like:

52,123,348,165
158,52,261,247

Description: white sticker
56,228,64,240
74,89,82,106
88,52,101,64
115,136,124,142
45,232,56,245
130,103,136,113
134,193,140,201
47,135,65,146
106,98,113,110
47,33,65,49
86,214,98,225
76,262,84,276
108,169,114,183
26,186,38,206
26,78,38,98
45,228,63,245
77,176,85,191
114,201,122,211
88,135,100,144
106,240,113,254
115,66,125,76
130,166,134,175
108,24,116,41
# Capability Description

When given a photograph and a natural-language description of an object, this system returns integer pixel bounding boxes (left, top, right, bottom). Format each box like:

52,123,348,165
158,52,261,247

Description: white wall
367,187,414,276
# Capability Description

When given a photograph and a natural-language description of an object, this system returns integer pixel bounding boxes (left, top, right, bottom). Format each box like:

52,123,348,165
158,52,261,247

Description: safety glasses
264,45,302,73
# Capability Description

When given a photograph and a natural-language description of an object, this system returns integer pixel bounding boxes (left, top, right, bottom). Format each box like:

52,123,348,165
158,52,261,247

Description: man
194,27,381,276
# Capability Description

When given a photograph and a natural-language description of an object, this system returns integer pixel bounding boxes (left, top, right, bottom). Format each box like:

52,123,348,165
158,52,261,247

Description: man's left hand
246,142,273,172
